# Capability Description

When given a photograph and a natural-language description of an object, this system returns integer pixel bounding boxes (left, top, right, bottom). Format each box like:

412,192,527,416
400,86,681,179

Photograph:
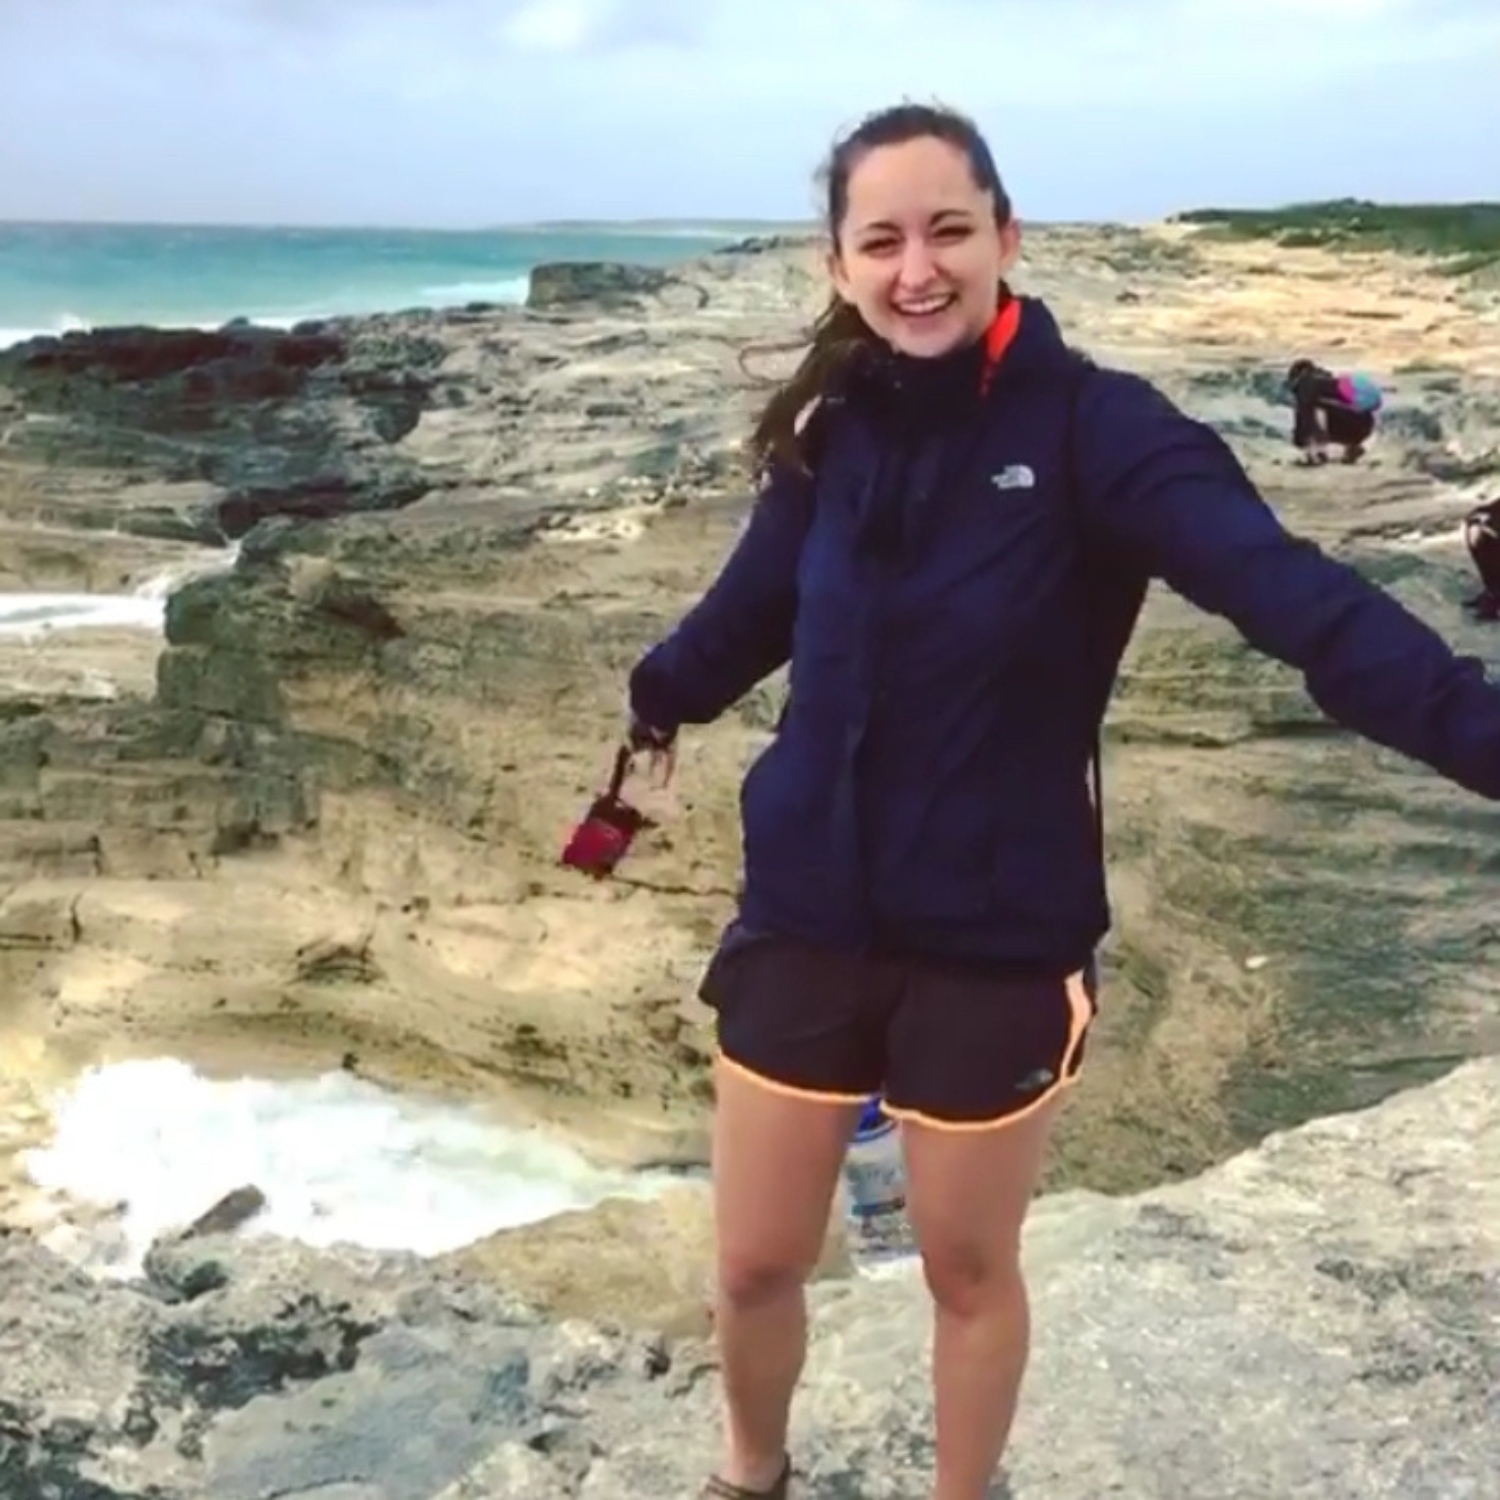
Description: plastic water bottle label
840,1100,916,1268
844,1139,905,1219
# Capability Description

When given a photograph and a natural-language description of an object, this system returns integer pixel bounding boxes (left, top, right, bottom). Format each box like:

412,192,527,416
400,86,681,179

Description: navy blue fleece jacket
629,297,1500,972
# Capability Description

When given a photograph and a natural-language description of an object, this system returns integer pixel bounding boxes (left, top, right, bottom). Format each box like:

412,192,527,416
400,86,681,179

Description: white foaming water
22,1057,680,1279
0,281,529,353
0,313,90,350
0,590,166,636
416,276,531,304
0,299,525,352
0,542,240,639
0,221,748,353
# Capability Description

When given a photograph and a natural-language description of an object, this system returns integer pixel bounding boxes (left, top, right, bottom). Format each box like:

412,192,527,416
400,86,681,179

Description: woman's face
829,135,1020,359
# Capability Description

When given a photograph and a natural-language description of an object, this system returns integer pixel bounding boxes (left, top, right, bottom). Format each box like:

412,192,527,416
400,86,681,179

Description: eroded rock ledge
1,1055,1492,1499
4,225,1500,1203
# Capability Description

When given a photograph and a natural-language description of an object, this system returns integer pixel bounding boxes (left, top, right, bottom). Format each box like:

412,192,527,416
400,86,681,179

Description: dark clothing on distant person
1289,361,1375,451
1464,499,1500,620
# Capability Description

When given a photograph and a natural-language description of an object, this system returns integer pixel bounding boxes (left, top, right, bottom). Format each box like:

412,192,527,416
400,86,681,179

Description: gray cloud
0,0,1493,226
0,0,705,57
588,1,705,52
226,0,709,54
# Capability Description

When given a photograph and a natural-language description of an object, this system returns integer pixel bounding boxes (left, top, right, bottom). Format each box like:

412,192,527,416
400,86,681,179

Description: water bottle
840,1095,917,1270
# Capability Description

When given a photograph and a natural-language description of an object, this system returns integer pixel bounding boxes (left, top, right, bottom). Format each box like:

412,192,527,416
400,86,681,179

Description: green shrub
1168,199,1500,274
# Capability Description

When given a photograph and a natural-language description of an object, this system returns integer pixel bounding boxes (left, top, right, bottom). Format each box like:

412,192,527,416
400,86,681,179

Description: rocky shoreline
2,222,1498,1496
2,1057,1493,1498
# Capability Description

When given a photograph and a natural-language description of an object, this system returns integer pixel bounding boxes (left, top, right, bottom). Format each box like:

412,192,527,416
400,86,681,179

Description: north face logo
1013,1066,1056,1095
991,464,1036,490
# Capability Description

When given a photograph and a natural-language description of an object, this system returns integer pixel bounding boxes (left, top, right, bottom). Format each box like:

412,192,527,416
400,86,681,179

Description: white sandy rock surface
0,221,1498,1497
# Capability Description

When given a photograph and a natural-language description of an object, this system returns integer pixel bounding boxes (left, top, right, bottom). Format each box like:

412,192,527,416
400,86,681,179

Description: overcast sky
0,0,1494,227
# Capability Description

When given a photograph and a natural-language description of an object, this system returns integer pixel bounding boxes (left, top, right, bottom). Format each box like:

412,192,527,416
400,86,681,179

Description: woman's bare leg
710,1056,861,1491
901,1094,1066,1500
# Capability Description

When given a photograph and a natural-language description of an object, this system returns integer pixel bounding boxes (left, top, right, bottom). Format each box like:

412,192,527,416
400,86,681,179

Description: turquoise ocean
0,218,778,636
0,220,782,348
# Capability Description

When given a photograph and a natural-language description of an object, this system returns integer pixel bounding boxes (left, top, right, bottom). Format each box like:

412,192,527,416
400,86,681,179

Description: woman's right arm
1076,370,1500,800
627,461,814,737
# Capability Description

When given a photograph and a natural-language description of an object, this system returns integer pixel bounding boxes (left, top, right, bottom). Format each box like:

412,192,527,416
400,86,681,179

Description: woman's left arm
1074,369,1500,800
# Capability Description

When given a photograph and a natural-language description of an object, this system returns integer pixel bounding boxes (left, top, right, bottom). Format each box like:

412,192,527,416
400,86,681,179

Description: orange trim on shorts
714,1049,872,1106
883,970,1095,1133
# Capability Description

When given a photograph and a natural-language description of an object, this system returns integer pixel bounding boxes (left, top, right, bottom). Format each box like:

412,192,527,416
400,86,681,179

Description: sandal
700,1455,792,1498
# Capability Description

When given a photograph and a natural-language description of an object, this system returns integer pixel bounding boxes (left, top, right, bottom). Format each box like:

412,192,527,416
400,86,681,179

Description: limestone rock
178,1186,269,1244
440,1181,852,1337
526,260,677,311
0,315,442,558
0,1056,1492,1499
3,228,1500,1391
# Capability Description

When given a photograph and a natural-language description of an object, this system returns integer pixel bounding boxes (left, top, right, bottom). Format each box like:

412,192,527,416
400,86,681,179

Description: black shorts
1324,406,1375,446
698,926,1098,1129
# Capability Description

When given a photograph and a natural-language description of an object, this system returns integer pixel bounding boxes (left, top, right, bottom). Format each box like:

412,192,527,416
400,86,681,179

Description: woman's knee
900,1095,1067,1318
716,1247,817,1309
918,1232,1026,1318
710,1060,861,1308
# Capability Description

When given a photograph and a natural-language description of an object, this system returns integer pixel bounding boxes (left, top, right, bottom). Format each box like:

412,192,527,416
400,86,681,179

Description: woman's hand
626,714,677,790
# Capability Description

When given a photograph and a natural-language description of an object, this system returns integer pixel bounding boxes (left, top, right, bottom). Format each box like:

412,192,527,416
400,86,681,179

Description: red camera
559,746,654,878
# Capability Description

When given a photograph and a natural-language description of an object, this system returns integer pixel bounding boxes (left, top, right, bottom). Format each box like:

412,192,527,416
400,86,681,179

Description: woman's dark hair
744,101,1013,479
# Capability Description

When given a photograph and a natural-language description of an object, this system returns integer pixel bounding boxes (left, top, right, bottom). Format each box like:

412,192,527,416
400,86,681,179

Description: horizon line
0,215,821,234
4,196,1484,235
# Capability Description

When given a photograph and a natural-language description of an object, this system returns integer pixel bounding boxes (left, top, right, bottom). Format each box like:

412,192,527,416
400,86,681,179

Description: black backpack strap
1060,354,1105,862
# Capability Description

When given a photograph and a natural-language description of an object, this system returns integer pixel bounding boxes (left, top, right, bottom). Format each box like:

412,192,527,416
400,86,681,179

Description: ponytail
741,295,875,480
741,100,1013,483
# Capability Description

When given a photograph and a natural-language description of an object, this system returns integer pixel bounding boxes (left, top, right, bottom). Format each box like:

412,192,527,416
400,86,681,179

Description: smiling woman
828,132,1017,360
746,103,1023,477
623,97,1500,1500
